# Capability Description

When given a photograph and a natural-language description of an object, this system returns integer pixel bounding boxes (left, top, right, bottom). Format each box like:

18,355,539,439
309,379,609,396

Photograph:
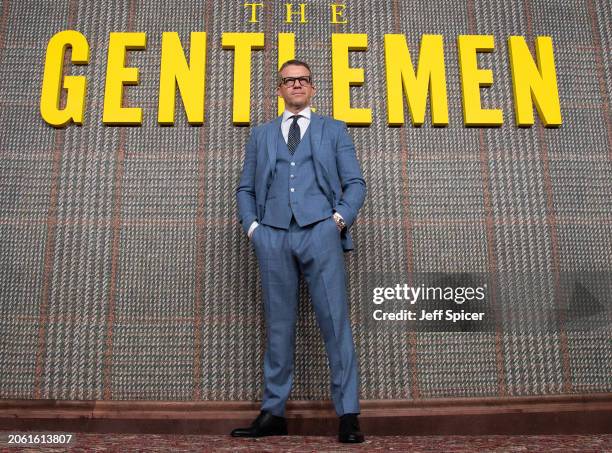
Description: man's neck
286,105,308,115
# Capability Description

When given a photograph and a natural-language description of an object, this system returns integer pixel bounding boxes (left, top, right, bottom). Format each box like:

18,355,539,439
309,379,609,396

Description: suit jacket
236,112,366,252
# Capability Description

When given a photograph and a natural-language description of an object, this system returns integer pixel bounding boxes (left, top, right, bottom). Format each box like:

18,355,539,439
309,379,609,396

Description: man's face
277,64,315,111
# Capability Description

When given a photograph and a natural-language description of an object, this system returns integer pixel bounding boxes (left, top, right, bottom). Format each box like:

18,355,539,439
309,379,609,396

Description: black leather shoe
230,410,288,437
338,413,365,443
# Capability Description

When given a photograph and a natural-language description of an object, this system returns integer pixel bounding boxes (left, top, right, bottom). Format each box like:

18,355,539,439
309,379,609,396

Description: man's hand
332,212,346,231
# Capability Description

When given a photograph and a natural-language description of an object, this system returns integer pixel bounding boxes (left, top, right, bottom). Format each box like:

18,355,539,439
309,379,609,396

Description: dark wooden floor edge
1,394,611,435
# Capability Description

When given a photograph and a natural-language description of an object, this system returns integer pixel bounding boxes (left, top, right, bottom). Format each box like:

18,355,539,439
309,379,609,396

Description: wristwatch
332,212,346,231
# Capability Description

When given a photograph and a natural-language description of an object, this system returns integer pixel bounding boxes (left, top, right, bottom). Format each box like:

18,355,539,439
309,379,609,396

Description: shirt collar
282,106,311,123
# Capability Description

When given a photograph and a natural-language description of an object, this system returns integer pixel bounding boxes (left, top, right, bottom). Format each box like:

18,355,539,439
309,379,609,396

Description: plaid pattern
0,0,610,401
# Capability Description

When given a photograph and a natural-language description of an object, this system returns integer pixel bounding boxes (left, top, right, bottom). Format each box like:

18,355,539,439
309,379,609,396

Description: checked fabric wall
0,0,610,402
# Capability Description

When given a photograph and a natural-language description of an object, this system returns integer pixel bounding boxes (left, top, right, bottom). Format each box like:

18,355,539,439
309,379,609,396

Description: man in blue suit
232,60,366,443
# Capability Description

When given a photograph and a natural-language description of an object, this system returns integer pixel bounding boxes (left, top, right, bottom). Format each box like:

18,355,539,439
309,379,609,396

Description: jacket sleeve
333,122,366,229
236,128,259,235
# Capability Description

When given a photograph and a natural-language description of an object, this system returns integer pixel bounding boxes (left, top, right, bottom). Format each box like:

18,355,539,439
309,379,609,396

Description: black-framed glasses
280,76,312,87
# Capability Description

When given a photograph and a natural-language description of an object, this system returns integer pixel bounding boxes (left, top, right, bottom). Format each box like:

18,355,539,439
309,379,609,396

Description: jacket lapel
266,115,283,168
309,112,324,157
309,113,333,203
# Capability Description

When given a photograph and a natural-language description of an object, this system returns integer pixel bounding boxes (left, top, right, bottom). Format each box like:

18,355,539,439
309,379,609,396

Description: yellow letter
278,33,295,116
330,4,348,24
384,34,448,126
244,3,263,23
158,32,206,125
40,30,89,127
458,35,503,126
508,36,561,127
221,32,265,125
285,3,307,23
331,33,371,126
103,32,146,125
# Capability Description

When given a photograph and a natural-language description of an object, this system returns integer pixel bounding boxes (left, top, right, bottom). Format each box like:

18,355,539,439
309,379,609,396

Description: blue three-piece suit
236,111,366,417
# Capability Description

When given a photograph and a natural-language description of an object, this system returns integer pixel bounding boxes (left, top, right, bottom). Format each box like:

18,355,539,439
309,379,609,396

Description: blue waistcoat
261,126,333,229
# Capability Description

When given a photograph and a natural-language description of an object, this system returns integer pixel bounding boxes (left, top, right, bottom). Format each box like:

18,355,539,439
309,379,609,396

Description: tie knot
290,114,301,123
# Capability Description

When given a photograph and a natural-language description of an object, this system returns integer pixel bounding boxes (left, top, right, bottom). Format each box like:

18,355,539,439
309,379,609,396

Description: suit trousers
250,214,360,417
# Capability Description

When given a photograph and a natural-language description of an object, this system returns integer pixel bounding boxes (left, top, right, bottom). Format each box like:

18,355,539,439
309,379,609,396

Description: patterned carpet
2,433,611,452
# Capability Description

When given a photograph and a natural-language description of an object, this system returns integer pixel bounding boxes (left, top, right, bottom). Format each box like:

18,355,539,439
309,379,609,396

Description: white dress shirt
280,106,311,143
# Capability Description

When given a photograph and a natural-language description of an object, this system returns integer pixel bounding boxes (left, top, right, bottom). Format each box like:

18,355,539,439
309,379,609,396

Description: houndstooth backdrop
0,0,610,402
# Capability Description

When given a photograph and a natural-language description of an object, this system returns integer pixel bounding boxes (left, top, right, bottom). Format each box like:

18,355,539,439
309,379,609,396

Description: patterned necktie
287,115,302,155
